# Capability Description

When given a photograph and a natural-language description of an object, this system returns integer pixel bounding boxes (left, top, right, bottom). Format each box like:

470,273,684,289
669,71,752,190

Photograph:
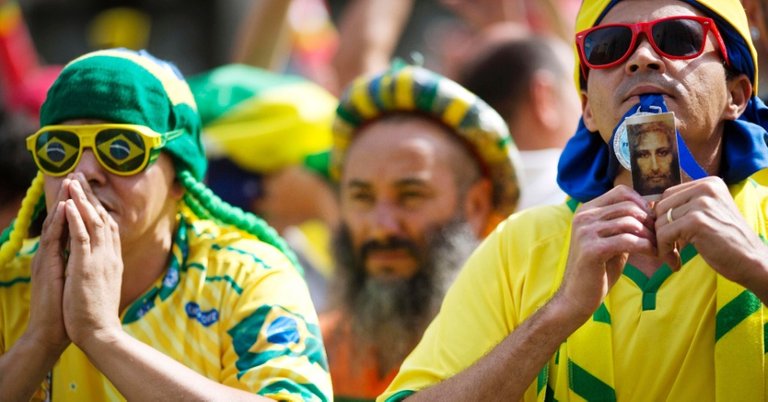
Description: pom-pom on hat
39,48,206,180
332,64,522,217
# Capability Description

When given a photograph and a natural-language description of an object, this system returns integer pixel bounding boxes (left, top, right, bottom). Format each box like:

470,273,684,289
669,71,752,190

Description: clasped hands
26,173,124,356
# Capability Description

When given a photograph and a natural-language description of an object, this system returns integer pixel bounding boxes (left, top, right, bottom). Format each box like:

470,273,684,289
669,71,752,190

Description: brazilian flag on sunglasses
27,124,183,176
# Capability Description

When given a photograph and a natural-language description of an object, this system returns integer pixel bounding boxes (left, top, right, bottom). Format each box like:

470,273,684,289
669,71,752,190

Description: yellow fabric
714,177,767,401
0,212,331,401
203,83,336,174
573,0,758,93
380,173,768,402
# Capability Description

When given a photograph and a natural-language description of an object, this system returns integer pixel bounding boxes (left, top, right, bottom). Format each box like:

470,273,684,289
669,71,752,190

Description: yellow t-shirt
0,213,331,401
381,178,768,401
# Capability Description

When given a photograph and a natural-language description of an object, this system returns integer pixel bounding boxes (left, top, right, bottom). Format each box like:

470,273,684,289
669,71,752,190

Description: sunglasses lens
653,18,704,57
95,129,149,173
34,130,81,174
584,26,633,66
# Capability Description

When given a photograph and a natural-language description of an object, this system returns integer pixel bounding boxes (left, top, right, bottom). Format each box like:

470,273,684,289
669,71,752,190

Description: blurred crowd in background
6,0,768,400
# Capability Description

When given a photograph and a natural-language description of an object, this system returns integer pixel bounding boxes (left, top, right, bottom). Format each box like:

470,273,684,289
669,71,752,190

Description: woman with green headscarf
0,49,331,401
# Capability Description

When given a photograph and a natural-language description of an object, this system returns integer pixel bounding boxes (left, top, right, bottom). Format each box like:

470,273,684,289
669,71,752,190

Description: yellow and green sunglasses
26,124,183,177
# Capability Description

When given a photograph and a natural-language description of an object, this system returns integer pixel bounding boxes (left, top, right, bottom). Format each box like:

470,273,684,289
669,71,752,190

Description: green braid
178,170,303,275
183,190,212,220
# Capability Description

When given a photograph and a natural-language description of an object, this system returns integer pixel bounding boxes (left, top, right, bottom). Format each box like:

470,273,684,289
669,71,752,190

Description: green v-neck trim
622,244,698,311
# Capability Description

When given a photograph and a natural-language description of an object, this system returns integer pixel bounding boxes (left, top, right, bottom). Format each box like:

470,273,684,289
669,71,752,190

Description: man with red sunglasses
380,0,768,401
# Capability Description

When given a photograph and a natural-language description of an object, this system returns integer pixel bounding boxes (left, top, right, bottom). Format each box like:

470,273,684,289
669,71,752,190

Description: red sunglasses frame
575,15,730,73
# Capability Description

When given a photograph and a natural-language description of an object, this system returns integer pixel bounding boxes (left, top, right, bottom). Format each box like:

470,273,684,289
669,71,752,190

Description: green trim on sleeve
384,390,416,402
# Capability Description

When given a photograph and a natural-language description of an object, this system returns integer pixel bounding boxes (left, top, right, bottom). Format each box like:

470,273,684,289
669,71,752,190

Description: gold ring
667,207,675,223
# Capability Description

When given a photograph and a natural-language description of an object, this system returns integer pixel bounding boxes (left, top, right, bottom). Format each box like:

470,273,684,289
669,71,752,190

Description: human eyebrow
345,179,371,190
394,177,430,188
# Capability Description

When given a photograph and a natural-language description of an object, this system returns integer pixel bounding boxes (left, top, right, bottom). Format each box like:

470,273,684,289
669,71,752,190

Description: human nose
650,155,660,171
72,149,107,185
368,202,403,241
625,35,665,74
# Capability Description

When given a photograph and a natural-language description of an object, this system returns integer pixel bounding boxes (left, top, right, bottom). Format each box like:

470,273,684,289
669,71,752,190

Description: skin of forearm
0,334,64,401
406,294,588,401
80,329,272,401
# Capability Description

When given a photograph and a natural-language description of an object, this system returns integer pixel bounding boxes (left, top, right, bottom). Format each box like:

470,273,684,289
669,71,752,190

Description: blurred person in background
321,64,522,402
232,0,413,96
457,28,581,209
742,0,768,96
188,63,340,312
437,0,580,79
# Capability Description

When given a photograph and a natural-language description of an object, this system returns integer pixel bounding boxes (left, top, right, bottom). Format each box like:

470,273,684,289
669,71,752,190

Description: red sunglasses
576,15,730,71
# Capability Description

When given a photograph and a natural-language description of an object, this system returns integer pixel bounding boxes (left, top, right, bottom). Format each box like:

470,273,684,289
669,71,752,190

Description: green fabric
715,290,762,341
39,49,206,180
187,63,304,126
303,150,332,181
567,360,616,401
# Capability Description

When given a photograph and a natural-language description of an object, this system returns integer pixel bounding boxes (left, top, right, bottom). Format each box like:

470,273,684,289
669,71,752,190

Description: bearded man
320,64,522,402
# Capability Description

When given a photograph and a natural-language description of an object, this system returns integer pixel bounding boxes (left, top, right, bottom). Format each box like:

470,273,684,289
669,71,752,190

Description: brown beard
330,218,477,375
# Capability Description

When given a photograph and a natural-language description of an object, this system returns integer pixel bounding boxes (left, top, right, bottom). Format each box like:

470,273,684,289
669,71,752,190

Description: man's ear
463,178,493,238
581,89,598,132
724,73,752,120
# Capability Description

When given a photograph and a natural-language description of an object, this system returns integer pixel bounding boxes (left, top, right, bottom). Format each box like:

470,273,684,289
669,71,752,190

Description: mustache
359,237,420,260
